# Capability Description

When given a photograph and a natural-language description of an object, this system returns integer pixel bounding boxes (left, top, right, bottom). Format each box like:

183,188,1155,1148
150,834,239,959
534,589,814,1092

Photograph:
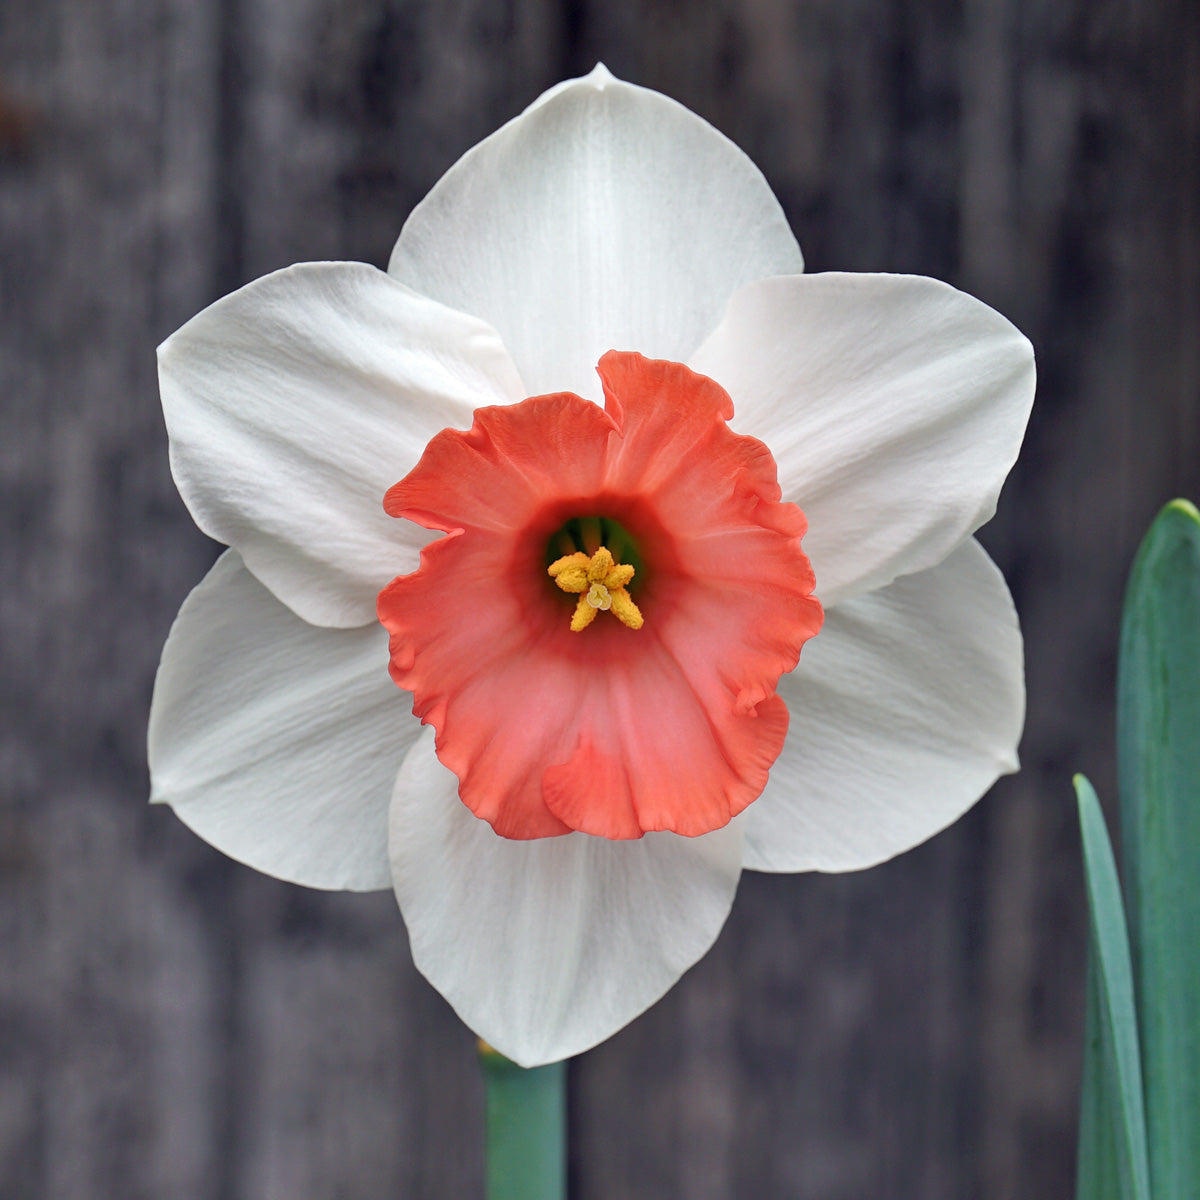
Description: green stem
479,1042,567,1200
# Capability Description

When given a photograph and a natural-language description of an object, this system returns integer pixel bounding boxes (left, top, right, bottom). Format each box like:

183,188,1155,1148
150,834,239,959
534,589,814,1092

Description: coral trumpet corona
377,351,823,841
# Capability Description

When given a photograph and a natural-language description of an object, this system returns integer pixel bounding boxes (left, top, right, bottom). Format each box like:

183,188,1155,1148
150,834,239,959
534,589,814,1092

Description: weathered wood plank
2,2,228,1197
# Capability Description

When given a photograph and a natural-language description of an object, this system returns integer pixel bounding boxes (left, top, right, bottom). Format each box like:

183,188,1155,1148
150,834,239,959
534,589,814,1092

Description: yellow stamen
587,546,615,582
609,587,644,630
549,545,644,632
552,564,589,591
571,595,599,631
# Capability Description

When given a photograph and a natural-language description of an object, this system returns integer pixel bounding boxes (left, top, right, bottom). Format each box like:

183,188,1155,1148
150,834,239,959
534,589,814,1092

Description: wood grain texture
2,0,1198,1196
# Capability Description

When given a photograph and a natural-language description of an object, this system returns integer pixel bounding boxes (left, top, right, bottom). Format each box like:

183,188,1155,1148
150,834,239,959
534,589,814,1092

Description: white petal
149,551,418,891
691,272,1035,608
389,64,803,402
389,729,744,1066
159,261,525,628
744,539,1024,873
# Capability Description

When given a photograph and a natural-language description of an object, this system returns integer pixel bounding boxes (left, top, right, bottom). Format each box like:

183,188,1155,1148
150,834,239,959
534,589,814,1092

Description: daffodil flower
149,66,1033,1067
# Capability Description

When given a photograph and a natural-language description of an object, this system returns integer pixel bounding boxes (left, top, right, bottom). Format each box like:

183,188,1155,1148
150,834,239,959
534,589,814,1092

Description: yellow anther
587,546,615,582
609,587,644,630
570,596,599,631
548,551,589,578
548,545,643,632
554,564,590,591
604,563,635,589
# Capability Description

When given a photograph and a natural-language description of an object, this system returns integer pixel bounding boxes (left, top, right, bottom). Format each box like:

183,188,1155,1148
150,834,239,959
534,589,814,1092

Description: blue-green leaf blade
1077,953,1124,1200
1118,498,1200,1196
1075,775,1152,1200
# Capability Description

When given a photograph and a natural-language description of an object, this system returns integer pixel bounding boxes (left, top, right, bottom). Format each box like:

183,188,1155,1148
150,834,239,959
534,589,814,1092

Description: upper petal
159,261,525,628
149,550,418,890
389,729,745,1066
743,539,1024,873
690,272,1035,607
389,65,803,402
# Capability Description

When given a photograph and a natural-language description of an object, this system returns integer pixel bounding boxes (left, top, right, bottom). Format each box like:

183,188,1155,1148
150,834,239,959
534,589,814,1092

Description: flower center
548,545,644,632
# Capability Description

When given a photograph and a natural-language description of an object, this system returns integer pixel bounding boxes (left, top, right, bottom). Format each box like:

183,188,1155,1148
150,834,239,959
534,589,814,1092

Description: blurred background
2,1,1198,1197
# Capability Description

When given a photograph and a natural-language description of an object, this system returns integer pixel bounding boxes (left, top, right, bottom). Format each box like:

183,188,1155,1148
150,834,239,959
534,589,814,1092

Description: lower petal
149,551,417,890
743,539,1024,873
390,729,745,1066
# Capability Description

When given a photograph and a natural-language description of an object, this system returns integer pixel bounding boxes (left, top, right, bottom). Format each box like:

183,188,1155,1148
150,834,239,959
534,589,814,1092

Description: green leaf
479,1043,566,1200
1077,953,1124,1200
1118,498,1200,1196
1074,775,1152,1200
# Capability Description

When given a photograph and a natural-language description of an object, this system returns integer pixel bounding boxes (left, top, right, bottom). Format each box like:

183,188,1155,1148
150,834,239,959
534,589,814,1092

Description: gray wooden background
3,0,1198,1197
